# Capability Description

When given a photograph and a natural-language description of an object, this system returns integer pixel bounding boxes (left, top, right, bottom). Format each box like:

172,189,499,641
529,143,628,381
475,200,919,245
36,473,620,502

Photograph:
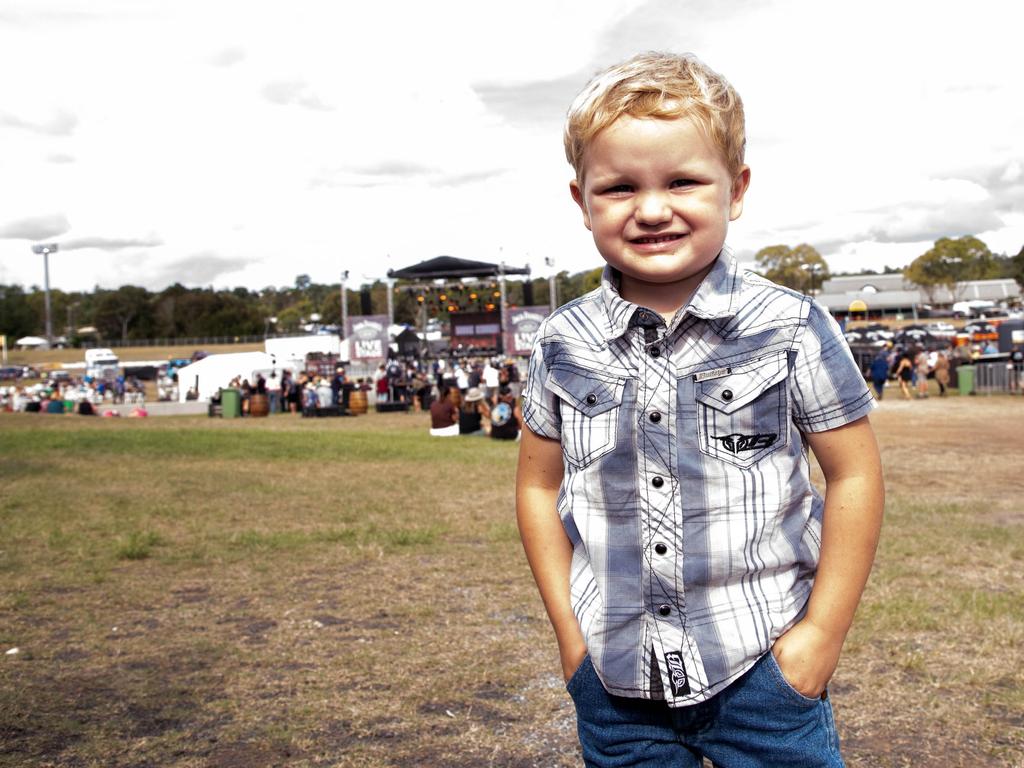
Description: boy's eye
670,178,697,189
601,184,633,195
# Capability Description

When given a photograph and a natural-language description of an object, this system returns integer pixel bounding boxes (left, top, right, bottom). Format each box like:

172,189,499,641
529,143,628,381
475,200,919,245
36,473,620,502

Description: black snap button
658,604,671,617
650,346,661,358
655,543,668,555
585,393,597,406
722,389,733,401
649,411,661,424
651,476,664,489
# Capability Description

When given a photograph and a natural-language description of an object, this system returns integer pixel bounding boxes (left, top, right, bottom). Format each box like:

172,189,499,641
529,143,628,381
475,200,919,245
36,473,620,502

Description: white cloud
0,0,1019,292
0,213,71,241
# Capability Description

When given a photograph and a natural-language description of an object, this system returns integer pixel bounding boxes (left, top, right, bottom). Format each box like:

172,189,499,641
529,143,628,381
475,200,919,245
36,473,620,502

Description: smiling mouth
630,234,685,245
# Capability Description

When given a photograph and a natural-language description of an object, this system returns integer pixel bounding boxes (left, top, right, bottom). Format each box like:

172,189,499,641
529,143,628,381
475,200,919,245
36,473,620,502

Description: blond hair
564,52,745,182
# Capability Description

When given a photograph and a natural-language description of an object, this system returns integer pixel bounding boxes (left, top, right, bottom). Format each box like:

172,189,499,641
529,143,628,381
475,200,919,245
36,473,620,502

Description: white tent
15,336,49,348
265,334,343,368
175,351,298,402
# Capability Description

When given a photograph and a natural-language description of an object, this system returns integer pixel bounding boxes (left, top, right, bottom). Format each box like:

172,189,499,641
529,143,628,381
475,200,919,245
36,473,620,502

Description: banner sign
346,315,390,361
506,307,550,356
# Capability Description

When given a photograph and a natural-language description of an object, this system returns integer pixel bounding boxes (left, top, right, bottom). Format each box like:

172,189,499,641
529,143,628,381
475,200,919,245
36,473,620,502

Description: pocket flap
695,354,788,414
548,365,625,417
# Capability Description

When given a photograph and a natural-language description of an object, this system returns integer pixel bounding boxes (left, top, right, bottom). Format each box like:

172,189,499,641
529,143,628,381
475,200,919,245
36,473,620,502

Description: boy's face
570,115,750,310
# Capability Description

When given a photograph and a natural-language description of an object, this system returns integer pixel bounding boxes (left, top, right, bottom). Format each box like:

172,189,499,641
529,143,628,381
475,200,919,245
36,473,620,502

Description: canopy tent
15,336,49,348
387,255,529,280
176,351,297,403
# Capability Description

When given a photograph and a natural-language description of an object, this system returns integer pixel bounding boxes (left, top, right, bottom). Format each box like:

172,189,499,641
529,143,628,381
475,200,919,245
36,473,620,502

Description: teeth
636,235,679,244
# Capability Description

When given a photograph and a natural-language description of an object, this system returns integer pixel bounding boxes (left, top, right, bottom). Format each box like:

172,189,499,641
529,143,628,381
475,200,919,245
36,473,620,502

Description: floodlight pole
340,270,349,336
498,260,508,354
385,277,394,328
545,256,557,313
32,243,59,346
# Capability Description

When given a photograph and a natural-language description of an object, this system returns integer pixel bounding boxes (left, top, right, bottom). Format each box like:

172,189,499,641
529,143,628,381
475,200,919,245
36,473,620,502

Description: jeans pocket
766,652,821,707
565,654,592,697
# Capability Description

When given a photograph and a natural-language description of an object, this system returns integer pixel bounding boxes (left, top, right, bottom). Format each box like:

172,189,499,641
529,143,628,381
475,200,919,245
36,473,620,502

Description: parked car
862,323,894,340
924,322,956,338
844,323,893,346
0,366,22,381
844,330,887,347
963,322,999,342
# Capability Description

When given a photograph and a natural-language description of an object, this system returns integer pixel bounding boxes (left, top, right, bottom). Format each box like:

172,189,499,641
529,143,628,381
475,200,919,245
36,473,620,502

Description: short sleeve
520,327,562,440
791,301,876,432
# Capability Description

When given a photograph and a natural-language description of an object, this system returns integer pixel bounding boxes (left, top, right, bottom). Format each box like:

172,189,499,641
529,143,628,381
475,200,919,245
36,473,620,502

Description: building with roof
814,273,1020,320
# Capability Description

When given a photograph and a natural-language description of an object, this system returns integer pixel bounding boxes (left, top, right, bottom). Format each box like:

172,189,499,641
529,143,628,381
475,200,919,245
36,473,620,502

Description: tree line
753,237,1023,299
0,268,605,345
2,237,1021,344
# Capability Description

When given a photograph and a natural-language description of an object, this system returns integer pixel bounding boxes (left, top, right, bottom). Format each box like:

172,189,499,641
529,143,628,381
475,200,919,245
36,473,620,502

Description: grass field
1,398,1022,767
5,342,264,368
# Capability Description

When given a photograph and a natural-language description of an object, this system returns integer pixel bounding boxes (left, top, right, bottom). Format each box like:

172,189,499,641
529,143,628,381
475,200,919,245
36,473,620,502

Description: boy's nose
635,192,672,225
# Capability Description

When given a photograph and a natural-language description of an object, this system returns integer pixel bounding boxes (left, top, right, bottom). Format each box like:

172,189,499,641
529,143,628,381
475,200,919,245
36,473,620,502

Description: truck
84,348,121,381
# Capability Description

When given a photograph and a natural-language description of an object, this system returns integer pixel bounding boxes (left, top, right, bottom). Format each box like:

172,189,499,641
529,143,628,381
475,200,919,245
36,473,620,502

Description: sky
0,0,1020,294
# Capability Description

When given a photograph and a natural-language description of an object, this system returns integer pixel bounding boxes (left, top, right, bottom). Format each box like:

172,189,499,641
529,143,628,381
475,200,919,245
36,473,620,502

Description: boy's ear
569,179,592,231
728,165,751,222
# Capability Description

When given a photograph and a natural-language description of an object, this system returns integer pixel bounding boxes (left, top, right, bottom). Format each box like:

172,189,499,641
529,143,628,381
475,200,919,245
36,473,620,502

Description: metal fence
82,334,289,349
973,360,1023,395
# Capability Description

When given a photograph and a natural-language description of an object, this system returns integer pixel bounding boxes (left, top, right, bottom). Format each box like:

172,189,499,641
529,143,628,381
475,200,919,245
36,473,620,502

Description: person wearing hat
459,386,491,436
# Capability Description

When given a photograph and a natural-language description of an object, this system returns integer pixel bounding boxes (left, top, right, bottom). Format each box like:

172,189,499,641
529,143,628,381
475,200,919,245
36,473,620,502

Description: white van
85,348,120,380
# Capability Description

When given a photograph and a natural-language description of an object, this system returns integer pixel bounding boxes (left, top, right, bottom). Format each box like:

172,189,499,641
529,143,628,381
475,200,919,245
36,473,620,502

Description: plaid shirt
522,250,875,707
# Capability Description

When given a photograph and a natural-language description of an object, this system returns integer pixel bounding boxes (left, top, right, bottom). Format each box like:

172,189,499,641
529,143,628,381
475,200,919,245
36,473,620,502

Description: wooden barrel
349,389,368,415
249,393,270,417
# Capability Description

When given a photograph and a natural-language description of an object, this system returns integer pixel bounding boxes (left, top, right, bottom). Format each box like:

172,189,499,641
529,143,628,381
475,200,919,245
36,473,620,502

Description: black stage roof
388,256,530,280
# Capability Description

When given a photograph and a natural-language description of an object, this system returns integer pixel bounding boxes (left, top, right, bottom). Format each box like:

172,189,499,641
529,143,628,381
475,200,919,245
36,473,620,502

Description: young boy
516,52,884,767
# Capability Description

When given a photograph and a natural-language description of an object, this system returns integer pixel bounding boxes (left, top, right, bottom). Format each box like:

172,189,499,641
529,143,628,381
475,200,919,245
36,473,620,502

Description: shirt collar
598,248,742,342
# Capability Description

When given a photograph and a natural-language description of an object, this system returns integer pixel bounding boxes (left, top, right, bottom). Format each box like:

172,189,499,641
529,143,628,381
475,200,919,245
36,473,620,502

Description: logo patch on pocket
663,652,691,696
694,366,731,382
712,433,778,454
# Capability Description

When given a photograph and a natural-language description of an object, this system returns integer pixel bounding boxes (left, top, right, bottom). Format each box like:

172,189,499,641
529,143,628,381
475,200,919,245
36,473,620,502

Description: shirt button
722,389,733,401
658,604,671,617
649,411,661,424
655,543,668,555
649,346,661,358
651,476,664,488
585,393,597,405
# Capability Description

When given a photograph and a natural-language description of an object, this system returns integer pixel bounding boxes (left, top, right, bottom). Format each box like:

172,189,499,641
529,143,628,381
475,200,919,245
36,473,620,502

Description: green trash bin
957,365,974,396
220,388,242,418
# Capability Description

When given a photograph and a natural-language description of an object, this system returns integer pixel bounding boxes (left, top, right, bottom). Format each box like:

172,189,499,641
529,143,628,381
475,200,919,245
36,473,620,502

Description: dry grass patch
1,397,1023,766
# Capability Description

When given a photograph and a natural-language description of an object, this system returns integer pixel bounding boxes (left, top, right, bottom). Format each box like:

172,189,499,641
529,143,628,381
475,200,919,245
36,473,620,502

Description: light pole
339,271,349,337
544,256,558,313
385,277,394,328
801,262,824,297
264,315,277,339
31,243,59,346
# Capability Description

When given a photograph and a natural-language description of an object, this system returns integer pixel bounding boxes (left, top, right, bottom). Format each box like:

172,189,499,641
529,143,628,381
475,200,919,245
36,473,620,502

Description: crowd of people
204,354,526,427
868,340,1024,400
0,372,147,415
425,357,523,440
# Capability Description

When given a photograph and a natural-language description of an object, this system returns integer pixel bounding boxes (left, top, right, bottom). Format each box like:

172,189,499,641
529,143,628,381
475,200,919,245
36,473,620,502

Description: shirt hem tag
664,651,691,696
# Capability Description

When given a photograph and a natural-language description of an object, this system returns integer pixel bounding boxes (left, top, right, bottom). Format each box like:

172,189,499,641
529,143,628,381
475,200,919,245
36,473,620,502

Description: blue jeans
568,653,843,767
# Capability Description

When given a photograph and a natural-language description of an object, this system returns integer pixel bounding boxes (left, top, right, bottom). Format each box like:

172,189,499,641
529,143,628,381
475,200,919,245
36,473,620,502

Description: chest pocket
548,365,626,470
694,352,789,469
